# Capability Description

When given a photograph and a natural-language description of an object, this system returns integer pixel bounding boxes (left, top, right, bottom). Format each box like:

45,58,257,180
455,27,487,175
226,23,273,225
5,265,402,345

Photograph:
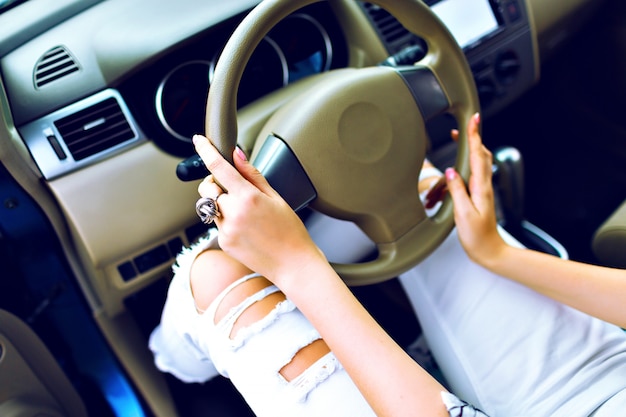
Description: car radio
429,0,502,50
362,0,537,117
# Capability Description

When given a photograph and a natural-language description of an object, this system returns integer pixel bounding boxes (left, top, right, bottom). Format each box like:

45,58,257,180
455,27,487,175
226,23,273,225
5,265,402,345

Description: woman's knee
190,248,254,313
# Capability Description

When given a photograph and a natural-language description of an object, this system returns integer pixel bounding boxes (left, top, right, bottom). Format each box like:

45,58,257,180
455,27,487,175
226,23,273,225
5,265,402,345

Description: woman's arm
276,250,450,417
192,136,450,417
446,114,626,328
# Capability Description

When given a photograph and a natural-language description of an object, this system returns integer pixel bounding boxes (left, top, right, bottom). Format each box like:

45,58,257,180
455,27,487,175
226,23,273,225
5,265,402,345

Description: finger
231,147,278,197
193,135,248,194
467,113,484,167
196,174,217,190
445,168,469,205
424,176,448,209
198,176,225,199
465,114,494,210
450,128,459,142
445,167,476,219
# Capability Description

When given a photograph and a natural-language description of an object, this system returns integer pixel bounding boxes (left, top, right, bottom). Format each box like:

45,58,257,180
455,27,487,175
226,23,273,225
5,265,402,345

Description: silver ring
195,194,222,225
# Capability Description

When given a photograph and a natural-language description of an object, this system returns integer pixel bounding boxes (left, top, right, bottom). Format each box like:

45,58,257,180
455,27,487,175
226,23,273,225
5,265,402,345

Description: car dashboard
0,0,542,310
0,0,605,416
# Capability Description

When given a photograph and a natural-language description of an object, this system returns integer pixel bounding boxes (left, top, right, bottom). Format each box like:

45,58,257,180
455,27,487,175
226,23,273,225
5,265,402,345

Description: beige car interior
0,309,88,417
593,199,626,269
0,0,613,416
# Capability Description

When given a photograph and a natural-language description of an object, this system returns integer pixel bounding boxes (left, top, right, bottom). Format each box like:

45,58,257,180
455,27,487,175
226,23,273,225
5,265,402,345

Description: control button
476,77,497,108
118,261,137,281
471,59,490,75
44,128,67,160
494,50,521,85
504,1,521,23
134,245,170,273
167,237,183,257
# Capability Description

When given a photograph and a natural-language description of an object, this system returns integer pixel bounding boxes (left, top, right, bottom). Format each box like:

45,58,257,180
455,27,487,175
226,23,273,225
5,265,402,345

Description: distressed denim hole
213,276,287,339
279,338,331,382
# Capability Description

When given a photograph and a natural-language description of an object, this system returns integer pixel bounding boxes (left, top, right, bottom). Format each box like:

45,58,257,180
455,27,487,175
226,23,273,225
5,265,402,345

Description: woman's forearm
275,257,449,417
484,244,626,328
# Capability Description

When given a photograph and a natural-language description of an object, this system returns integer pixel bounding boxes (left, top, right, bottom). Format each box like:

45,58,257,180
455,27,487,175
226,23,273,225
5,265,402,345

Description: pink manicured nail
235,146,248,161
445,167,457,180
473,112,481,124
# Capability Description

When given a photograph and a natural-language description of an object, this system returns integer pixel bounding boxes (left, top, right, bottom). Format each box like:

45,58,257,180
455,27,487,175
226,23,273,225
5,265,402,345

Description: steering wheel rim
206,0,479,285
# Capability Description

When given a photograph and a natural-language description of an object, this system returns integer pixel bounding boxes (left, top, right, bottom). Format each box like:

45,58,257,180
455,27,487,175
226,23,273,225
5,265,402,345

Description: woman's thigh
399,227,626,417
196,272,376,417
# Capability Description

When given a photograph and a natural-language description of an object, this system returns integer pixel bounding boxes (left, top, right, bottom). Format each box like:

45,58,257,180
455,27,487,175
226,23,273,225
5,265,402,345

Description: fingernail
235,146,248,162
192,135,202,145
445,167,457,181
473,112,481,124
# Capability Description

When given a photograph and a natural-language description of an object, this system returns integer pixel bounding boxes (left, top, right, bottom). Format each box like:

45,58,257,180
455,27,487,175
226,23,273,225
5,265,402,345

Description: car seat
592,199,626,268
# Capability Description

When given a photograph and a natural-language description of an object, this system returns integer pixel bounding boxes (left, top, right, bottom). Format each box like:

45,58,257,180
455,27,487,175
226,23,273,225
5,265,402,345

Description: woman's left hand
445,113,505,265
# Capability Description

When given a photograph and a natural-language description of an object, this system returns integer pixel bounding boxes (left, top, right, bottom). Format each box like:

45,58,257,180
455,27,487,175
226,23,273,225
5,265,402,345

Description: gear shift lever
492,146,568,258
493,147,525,229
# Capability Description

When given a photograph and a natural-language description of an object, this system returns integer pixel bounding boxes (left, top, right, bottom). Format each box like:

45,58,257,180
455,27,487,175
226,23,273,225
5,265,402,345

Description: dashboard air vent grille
54,97,136,161
34,46,80,88
361,3,416,54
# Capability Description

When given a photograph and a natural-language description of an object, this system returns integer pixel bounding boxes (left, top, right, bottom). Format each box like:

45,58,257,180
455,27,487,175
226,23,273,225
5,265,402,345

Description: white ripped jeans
150,229,378,416
196,272,376,416
149,226,488,416
150,216,626,417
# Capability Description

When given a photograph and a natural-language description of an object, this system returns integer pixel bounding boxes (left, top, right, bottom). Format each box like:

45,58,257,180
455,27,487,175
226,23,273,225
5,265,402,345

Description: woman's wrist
269,242,331,290
474,235,511,272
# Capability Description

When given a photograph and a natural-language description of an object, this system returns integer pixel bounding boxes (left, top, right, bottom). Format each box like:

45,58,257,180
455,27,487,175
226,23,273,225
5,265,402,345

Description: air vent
34,46,80,88
361,3,416,54
54,97,136,161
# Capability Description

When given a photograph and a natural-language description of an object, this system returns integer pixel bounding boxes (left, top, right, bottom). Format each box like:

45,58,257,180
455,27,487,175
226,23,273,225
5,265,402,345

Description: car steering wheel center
338,102,392,163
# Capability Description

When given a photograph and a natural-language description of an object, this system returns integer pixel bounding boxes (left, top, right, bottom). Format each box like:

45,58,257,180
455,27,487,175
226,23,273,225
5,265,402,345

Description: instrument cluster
138,9,342,156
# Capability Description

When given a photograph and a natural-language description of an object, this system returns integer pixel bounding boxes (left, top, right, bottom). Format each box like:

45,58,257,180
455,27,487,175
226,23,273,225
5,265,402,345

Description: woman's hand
445,114,507,266
192,135,326,284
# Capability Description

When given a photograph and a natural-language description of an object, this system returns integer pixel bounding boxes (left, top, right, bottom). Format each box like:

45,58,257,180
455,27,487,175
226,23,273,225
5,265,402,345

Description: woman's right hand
193,135,327,286
445,114,507,266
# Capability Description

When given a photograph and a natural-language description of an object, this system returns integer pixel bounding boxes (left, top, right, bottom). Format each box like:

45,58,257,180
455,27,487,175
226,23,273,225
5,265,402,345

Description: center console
361,0,537,117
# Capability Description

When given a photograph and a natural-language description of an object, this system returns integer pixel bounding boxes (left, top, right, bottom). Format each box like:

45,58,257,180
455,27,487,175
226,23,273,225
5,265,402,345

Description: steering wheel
206,0,479,286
